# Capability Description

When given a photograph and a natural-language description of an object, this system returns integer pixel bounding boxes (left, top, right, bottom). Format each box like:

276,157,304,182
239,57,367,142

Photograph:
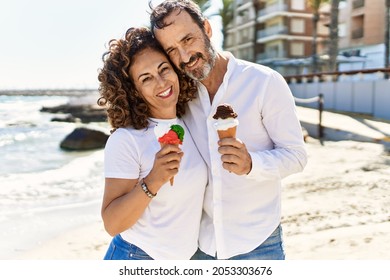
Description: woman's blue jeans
103,234,153,260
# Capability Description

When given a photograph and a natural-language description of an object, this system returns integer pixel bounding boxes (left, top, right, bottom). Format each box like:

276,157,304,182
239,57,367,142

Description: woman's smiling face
130,48,180,119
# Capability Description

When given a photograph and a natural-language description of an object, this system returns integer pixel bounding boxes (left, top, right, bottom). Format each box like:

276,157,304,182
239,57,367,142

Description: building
224,0,329,75
224,0,257,62
224,0,389,75
337,0,387,71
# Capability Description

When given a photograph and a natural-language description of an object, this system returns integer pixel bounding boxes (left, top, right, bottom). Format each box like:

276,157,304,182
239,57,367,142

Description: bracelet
140,179,156,198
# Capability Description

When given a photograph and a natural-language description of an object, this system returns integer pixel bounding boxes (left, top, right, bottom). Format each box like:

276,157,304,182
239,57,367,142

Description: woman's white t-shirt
104,118,207,260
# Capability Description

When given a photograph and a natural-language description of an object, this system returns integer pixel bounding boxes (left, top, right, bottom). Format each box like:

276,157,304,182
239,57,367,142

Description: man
150,0,307,260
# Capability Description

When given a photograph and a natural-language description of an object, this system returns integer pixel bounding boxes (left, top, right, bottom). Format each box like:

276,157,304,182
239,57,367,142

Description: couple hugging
98,0,307,260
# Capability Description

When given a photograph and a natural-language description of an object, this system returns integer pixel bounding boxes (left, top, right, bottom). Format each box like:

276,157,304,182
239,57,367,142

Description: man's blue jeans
191,224,285,260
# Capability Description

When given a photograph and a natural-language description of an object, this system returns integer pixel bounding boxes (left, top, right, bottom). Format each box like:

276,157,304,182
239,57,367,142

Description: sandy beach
282,137,390,259
13,201,110,260
1,103,390,260
3,137,387,260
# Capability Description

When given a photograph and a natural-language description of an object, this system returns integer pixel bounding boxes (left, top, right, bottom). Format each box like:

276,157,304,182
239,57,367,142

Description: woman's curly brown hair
97,27,197,131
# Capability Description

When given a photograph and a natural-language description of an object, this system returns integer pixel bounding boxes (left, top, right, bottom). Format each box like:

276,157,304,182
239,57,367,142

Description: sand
0,200,111,260
4,138,390,260
282,137,390,259
1,138,389,260
19,220,109,260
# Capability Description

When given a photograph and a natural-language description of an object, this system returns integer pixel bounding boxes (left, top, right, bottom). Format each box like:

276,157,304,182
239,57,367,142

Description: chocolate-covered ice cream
213,103,238,119
213,103,239,139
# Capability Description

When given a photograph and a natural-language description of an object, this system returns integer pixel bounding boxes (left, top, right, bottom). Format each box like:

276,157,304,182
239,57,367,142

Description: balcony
237,35,253,45
257,52,274,61
258,3,288,17
256,50,287,61
352,0,364,9
257,26,288,38
236,11,253,25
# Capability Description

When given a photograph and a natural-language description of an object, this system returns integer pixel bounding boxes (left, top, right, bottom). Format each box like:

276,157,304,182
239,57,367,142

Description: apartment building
224,0,329,75
224,0,257,62
337,0,387,70
224,0,389,74
257,0,330,74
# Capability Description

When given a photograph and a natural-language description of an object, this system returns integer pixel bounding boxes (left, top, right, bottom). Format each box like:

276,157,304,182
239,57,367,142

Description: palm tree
194,0,234,49
328,0,339,72
193,0,212,12
307,0,329,73
219,0,234,49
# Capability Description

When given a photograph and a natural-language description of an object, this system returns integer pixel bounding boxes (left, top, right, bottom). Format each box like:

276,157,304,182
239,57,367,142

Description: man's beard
179,36,217,81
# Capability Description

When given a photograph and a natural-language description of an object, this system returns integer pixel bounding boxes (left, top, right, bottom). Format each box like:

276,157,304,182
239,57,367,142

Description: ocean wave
0,122,78,175
0,91,106,221
0,150,104,215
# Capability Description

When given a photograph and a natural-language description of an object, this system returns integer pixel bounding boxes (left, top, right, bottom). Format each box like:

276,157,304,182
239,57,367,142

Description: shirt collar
220,51,236,92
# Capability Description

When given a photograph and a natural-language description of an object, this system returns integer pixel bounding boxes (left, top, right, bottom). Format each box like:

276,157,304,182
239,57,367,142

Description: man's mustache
180,53,203,70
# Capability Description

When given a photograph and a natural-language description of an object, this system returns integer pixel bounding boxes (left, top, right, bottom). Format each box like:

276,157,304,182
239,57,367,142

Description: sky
0,0,222,90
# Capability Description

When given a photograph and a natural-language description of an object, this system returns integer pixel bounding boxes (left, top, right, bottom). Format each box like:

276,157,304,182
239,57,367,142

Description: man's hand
218,138,252,175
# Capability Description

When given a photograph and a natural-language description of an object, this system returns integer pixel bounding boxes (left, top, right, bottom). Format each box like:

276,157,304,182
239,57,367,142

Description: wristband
140,179,156,198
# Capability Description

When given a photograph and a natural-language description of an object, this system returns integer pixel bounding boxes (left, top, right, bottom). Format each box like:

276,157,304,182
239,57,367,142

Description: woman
97,27,207,260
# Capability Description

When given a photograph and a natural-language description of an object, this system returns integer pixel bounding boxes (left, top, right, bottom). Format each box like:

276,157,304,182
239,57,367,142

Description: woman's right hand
144,144,183,191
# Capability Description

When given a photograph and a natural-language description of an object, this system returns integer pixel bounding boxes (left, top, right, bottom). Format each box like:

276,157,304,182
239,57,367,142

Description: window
291,0,305,10
339,0,347,9
238,47,254,61
291,19,305,33
290,42,304,56
225,34,233,47
240,28,249,43
318,22,329,35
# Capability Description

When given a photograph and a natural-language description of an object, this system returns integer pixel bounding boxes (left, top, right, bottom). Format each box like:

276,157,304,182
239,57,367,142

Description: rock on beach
40,96,110,151
60,127,109,151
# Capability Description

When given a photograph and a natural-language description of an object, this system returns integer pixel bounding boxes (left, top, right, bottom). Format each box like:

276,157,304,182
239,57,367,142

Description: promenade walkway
296,106,390,149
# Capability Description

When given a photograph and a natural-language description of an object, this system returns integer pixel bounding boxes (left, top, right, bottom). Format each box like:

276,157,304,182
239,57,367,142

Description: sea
0,90,109,258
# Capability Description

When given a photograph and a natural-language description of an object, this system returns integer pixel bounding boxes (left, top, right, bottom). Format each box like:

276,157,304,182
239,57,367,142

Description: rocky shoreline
40,103,107,123
41,102,110,151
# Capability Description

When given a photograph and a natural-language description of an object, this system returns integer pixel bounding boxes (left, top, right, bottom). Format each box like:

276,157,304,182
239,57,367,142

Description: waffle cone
217,126,237,139
159,142,177,186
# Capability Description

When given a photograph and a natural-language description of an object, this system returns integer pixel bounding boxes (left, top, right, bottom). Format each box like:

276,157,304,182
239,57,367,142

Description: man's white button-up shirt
183,52,307,259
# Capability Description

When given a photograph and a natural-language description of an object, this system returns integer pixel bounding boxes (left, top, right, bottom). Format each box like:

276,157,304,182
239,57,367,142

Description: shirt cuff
245,151,280,181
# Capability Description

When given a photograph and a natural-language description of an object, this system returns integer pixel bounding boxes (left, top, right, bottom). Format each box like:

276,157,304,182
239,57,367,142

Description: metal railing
258,3,288,17
284,67,390,83
294,94,324,138
257,26,288,38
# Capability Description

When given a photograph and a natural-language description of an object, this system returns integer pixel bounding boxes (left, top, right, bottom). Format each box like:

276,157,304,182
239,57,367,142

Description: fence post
318,93,324,138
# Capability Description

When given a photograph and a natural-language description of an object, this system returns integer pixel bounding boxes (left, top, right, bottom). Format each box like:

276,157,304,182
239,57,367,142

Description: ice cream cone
217,126,237,140
160,142,176,186
155,124,184,187
213,103,239,140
